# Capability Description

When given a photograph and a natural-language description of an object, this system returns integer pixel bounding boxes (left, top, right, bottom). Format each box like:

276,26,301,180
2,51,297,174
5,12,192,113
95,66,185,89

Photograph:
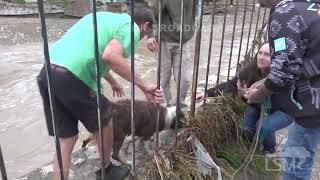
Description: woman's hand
237,79,248,97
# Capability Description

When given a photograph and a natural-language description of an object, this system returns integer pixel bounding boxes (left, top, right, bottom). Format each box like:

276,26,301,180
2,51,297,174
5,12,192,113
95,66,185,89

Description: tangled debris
139,95,279,180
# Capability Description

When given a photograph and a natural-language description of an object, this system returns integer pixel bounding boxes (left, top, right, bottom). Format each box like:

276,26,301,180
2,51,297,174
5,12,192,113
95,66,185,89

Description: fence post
36,0,65,179
190,0,204,118
155,0,162,152
203,0,217,105
215,0,229,85
175,0,185,147
236,0,249,72
227,0,240,81
129,0,136,177
91,0,107,179
0,146,8,180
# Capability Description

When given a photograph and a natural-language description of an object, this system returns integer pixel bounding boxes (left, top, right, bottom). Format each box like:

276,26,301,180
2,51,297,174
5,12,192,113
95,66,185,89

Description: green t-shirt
49,12,140,92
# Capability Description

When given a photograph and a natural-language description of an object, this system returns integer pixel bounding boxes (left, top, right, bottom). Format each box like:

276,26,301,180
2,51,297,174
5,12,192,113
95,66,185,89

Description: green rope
263,96,271,118
259,96,271,144
290,84,303,111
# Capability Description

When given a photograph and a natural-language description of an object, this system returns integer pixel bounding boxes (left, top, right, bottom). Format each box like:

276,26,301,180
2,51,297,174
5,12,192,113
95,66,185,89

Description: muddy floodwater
0,8,319,179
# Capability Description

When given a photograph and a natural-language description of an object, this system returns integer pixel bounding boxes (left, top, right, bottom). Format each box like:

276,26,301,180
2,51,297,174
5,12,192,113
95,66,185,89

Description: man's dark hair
128,2,156,26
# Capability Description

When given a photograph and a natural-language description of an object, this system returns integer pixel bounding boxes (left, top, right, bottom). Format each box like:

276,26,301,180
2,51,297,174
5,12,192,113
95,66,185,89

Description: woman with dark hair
197,43,294,153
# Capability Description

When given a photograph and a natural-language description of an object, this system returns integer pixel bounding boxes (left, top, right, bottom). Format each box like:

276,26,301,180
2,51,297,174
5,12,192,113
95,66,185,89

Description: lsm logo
265,146,312,172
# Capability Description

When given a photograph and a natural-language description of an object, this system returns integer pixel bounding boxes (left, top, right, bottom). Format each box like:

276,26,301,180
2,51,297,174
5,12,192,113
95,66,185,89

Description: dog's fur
82,99,185,162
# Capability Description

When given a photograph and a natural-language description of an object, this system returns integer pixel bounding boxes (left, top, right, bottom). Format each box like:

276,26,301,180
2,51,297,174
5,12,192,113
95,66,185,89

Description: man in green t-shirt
37,4,162,180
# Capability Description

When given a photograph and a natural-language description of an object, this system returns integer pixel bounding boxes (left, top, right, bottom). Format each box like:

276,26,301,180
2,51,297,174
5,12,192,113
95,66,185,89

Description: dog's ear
166,106,176,121
166,106,185,129
165,106,176,129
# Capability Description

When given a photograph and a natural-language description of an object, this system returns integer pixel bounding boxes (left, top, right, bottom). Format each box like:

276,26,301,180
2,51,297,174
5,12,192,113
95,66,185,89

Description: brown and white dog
82,99,185,162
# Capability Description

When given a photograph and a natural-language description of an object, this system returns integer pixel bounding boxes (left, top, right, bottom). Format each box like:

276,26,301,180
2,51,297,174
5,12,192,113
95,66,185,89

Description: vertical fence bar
227,0,240,81
0,146,8,180
261,8,269,42
203,0,216,105
36,1,64,179
261,8,267,29
262,9,270,40
215,1,229,85
190,0,204,118
251,5,261,57
155,0,162,153
244,0,256,55
175,0,185,147
253,6,261,40
92,0,106,179
235,0,248,73
130,0,136,177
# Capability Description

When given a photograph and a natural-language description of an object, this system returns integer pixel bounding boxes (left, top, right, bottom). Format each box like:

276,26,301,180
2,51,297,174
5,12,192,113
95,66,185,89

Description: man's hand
249,78,266,89
147,38,159,52
111,82,125,98
244,88,265,104
143,85,164,104
104,72,125,98
245,78,273,103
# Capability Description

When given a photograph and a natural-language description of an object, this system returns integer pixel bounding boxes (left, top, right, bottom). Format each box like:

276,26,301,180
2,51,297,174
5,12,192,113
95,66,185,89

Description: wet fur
82,99,184,162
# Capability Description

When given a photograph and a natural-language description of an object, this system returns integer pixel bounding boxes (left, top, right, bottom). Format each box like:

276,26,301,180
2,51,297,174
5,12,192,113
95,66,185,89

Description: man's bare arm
102,39,147,92
103,73,117,86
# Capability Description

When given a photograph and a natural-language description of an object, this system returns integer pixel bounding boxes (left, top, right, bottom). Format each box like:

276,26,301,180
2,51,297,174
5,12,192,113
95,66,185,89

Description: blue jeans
281,123,320,180
241,105,294,152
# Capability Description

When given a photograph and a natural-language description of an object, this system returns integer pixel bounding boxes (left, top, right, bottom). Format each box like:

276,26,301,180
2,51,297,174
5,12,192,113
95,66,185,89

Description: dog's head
164,106,185,130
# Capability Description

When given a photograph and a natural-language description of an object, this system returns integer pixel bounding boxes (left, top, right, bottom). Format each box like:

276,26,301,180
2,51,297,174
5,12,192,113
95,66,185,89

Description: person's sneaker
95,162,114,178
96,162,130,180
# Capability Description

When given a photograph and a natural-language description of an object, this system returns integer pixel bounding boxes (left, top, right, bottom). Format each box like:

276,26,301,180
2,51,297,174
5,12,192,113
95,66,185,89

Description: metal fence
0,0,269,179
